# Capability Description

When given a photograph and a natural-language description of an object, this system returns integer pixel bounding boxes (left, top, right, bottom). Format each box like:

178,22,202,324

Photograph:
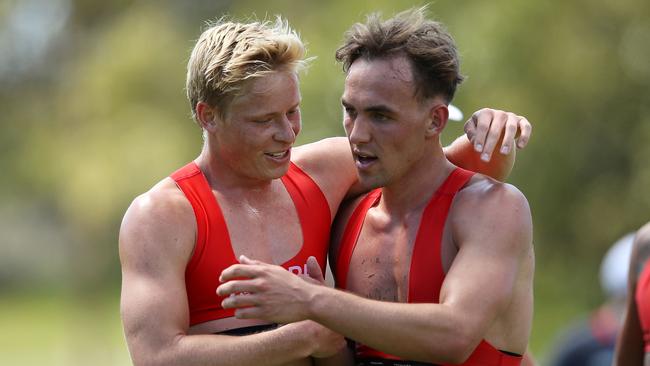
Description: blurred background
1,0,649,364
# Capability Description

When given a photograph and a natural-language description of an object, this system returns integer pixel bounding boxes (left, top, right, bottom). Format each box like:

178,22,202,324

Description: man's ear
425,103,449,137
196,101,221,133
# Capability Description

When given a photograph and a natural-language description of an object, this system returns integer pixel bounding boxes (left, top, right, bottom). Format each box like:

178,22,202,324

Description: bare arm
217,182,533,364
445,109,531,181
119,183,340,366
614,223,650,366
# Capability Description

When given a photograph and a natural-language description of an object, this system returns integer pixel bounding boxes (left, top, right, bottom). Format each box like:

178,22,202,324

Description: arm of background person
119,183,344,366
614,222,650,366
217,182,533,364
444,108,531,182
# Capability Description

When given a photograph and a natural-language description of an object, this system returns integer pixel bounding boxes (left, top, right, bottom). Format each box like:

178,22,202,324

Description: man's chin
358,174,386,191
267,164,291,180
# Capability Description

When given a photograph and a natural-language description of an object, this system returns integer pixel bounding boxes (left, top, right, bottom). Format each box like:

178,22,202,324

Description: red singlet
636,259,650,352
335,168,522,366
171,161,331,326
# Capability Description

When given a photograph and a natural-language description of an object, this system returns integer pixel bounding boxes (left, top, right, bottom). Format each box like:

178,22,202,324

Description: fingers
221,292,259,309
219,264,264,282
305,256,325,284
470,108,493,154
481,111,507,162
216,279,261,297
464,117,476,143
468,108,533,161
516,117,532,148
498,113,520,155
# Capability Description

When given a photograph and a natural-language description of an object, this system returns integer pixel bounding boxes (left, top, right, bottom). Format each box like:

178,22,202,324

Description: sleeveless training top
171,161,331,326
335,168,522,366
636,259,650,352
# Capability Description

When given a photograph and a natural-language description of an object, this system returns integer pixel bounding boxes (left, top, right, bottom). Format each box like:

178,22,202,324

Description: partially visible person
615,223,650,366
548,233,634,366
218,7,534,365
119,15,530,366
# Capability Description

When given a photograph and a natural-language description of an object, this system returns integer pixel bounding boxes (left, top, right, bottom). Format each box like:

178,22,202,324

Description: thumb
306,256,325,284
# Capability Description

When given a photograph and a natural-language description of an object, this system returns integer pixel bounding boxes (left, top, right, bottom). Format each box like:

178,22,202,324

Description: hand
217,255,319,323
293,320,347,358
464,108,532,162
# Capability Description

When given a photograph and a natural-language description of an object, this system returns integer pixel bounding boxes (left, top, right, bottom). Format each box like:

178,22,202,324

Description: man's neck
195,144,275,194
378,147,456,218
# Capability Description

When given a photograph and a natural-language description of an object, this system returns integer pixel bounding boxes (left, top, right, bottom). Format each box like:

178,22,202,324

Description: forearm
308,286,474,364
444,135,515,181
129,322,313,366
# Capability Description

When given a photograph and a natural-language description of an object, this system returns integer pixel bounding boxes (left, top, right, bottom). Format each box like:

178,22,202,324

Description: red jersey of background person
171,162,331,326
335,168,522,366
636,260,650,352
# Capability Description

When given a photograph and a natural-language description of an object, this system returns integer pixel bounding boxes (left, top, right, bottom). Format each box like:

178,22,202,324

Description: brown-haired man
218,8,534,366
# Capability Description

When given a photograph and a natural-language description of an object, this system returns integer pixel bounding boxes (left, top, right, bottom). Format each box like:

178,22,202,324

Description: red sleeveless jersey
636,259,650,352
335,168,522,366
171,161,331,326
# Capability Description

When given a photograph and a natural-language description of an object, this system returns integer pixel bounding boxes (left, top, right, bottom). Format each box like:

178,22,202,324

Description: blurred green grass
0,291,131,366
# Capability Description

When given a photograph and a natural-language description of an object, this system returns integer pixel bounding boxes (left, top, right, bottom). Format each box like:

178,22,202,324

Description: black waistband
216,323,278,336
356,358,438,366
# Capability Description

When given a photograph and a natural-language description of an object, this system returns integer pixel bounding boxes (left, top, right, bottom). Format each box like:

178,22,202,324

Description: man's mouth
354,150,378,167
264,149,290,160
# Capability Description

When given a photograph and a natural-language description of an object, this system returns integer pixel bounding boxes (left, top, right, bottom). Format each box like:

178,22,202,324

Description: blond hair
186,17,308,122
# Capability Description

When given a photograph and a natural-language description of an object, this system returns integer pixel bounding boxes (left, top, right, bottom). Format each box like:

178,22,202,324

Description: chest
345,209,457,303
215,185,303,265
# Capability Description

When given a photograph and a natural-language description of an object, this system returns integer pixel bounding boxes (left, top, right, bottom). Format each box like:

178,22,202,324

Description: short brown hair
186,17,308,122
335,6,464,103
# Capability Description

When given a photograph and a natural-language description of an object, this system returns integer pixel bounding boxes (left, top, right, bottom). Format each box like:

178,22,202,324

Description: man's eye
344,108,356,117
372,113,389,122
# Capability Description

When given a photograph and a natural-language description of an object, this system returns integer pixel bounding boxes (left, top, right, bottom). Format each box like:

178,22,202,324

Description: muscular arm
218,182,533,364
119,183,330,366
614,223,650,366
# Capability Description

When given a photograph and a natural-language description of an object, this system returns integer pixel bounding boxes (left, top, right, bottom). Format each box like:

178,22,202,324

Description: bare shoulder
292,137,359,216
454,174,530,215
292,137,356,184
292,137,351,174
450,174,532,251
119,177,196,273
